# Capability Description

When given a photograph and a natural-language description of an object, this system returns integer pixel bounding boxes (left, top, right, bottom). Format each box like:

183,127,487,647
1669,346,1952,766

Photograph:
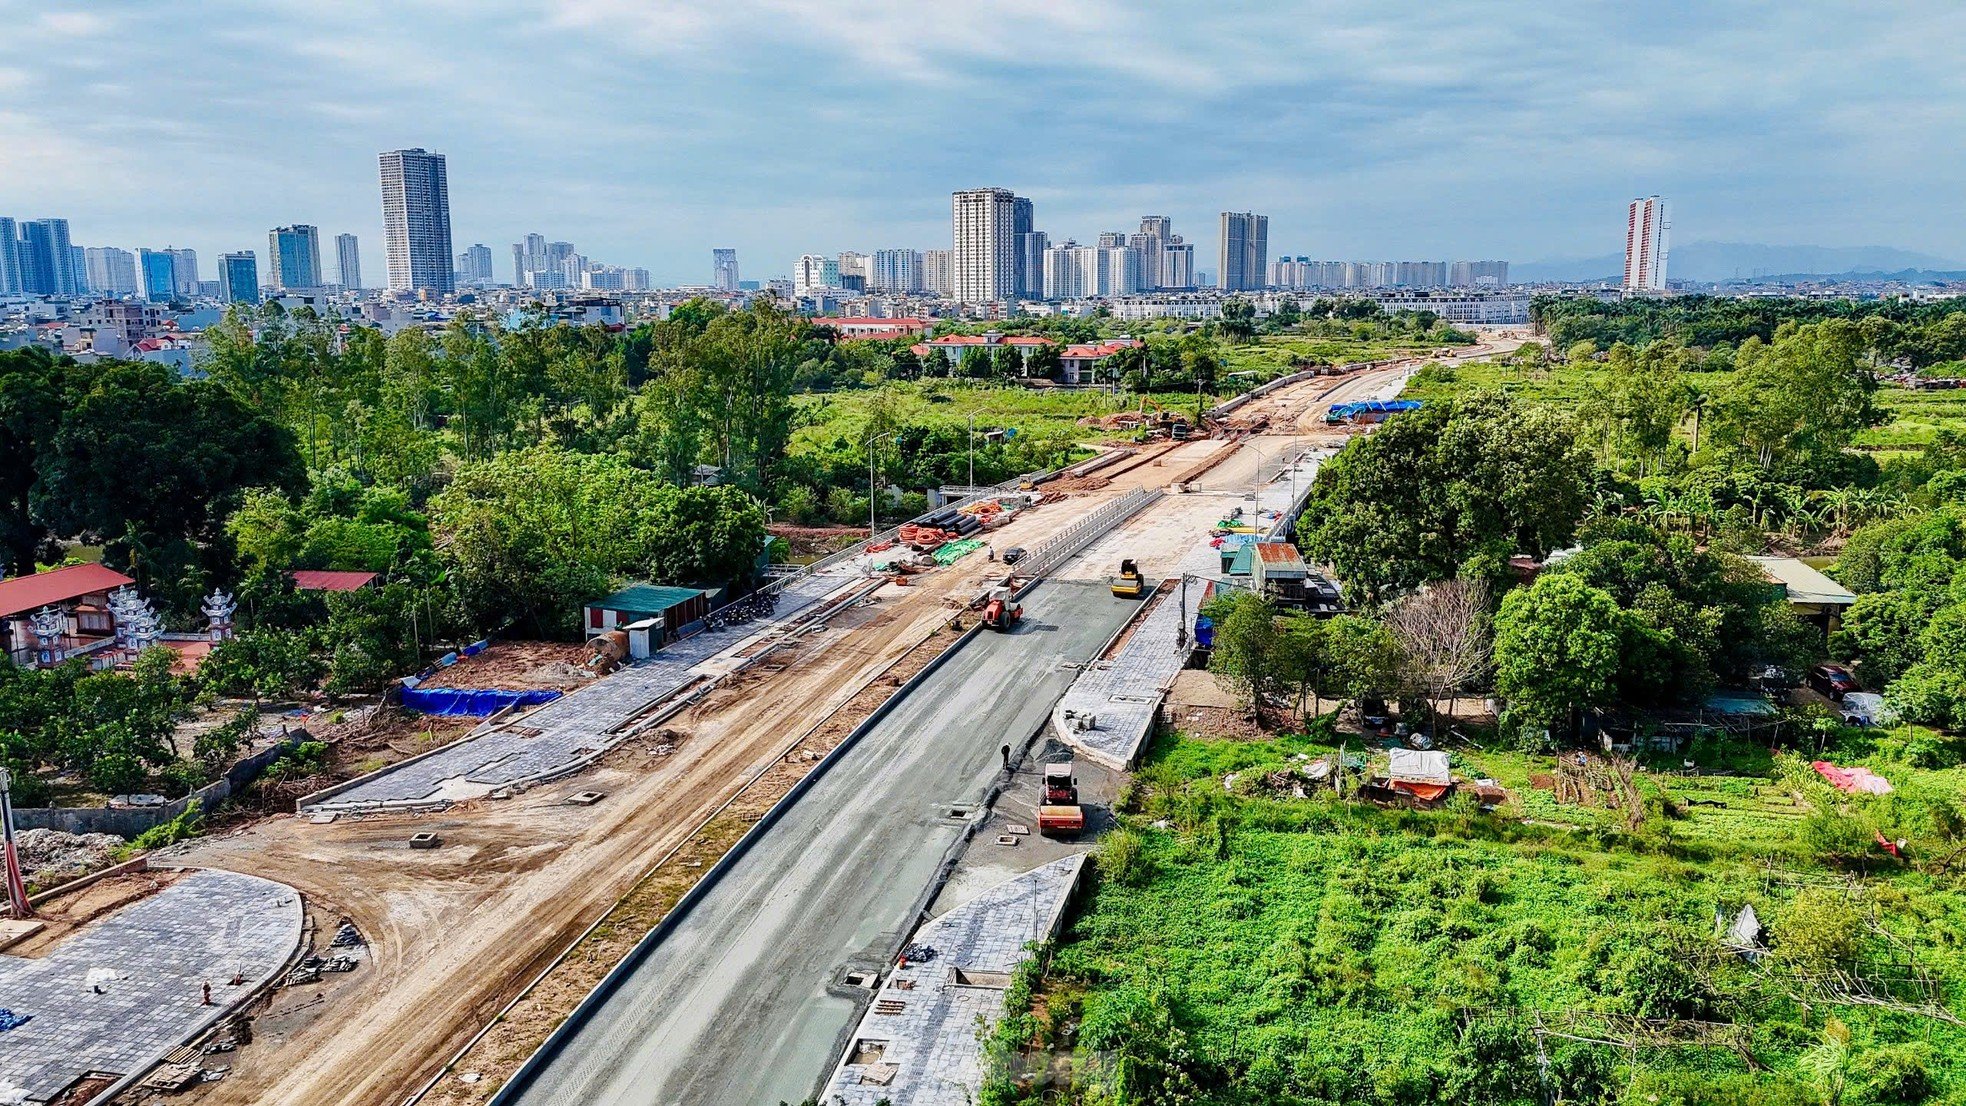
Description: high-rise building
456,243,494,284
137,249,178,302
19,219,75,295
921,249,954,296
335,233,362,290
69,246,90,294
1161,241,1195,290
378,148,454,295
84,247,138,296
1042,241,1097,301
837,251,871,283
713,248,739,290
1096,246,1142,297
267,225,322,290
951,187,1019,303
170,248,199,296
1450,260,1510,288
871,248,923,293
1217,211,1268,292
1623,196,1669,292
794,254,830,297
1011,196,1035,300
0,218,18,294
219,252,259,304
1016,231,1049,299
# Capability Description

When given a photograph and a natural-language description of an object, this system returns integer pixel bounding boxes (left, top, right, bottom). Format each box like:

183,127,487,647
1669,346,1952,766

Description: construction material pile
933,539,986,565
897,524,961,551
15,828,125,884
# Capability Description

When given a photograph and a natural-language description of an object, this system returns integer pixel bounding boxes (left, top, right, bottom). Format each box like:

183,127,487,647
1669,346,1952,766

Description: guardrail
1012,487,1161,583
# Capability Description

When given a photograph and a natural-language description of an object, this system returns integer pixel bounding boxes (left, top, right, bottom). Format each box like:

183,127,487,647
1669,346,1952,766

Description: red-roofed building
909,331,1058,375
1059,338,1145,384
0,563,136,667
291,570,380,592
816,317,932,340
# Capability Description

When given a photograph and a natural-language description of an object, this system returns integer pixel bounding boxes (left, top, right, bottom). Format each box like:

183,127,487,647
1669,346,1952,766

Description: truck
1043,761,1078,804
1111,558,1145,599
980,586,1023,632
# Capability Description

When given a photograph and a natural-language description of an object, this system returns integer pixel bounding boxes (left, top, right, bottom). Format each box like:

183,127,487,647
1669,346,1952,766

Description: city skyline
4,4,1963,283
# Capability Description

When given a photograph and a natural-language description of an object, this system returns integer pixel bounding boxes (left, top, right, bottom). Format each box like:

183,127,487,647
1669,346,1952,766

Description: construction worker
202,982,213,1006
987,544,996,562
1000,743,1011,771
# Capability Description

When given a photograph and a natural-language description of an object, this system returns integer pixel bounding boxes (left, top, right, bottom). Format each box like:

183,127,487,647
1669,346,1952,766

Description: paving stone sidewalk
0,869,302,1103
305,571,856,810
820,856,1084,1106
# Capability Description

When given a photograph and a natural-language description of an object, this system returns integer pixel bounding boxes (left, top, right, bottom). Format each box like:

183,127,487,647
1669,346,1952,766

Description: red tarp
1812,761,1894,795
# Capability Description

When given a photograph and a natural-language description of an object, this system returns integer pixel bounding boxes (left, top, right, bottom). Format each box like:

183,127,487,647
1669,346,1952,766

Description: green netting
933,538,986,565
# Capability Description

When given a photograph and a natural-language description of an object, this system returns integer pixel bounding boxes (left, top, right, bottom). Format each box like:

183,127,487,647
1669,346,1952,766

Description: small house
290,570,380,593
584,583,710,641
0,563,137,667
1746,556,1857,632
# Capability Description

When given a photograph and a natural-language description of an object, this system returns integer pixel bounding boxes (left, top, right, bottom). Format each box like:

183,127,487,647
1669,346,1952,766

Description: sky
3,0,1964,285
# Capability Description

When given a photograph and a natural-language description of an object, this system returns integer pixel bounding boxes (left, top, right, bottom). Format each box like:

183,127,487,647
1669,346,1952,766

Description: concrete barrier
16,732,310,836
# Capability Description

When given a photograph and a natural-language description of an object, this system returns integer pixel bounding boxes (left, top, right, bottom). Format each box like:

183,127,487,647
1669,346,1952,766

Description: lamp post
968,413,976,490
867,431,898,538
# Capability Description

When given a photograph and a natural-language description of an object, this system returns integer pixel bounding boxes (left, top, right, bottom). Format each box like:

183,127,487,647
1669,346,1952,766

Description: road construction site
21,336,1520,1106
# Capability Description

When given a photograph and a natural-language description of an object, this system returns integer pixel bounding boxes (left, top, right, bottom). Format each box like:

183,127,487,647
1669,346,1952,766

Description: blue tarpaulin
399,686,562,717
0,1009,31,1032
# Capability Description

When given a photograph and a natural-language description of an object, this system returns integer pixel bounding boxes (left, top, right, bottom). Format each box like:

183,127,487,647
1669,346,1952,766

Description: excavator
1111,558,1145,599
980,586,1023,632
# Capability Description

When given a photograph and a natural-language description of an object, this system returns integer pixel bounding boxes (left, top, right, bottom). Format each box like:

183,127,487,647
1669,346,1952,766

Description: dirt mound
16,828,125,884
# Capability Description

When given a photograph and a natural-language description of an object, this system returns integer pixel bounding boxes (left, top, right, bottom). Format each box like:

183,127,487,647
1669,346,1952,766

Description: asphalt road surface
502,579,1138,1106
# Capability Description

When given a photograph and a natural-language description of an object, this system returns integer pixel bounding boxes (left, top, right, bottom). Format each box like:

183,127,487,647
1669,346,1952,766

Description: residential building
219,251,259,304
1395,261,1448,288
1011,195,1035,299
170,248,199,296
69,246,90,293
816,316,931,340
84,247,138,296
378,148,454,295
1042,241,1097,300
910,331,1056,371
19,219,75,295
1218,211,1268,292
870,248,923,293
1450,259,1510,287
137,249,178,302
0,218,18,293
951,187,1019,303
267,225,322,291
1096,246,1143,297
1016,230,1048,299
456,243,494,284
1161,241,1195,290
713,248,739,291
837,252,871,283
921,249,954,296
335,233,362,290
1623,195,1669,292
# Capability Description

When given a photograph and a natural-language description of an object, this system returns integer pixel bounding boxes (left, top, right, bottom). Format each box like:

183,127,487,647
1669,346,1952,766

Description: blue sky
3,0,1964,284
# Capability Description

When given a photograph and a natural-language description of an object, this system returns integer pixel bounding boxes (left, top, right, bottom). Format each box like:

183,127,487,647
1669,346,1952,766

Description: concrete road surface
502,580,1137,1106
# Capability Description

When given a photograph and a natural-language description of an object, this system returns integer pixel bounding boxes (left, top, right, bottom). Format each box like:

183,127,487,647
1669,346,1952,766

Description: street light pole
968,413,976,490
867,431,897,538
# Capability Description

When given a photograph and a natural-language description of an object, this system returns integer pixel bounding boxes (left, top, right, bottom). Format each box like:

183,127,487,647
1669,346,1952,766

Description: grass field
1397,351,1966,458
1221,334,1468,384
988,724,1966,1106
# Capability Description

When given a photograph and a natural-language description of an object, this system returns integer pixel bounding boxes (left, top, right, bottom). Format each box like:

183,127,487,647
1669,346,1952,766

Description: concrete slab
1051,586,1192,770
0,869,301,1103
500,581,1137,1106
819,856,1085,1106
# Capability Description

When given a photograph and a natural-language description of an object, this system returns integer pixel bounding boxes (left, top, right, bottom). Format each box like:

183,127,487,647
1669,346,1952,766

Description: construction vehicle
1111,558,1145,599
1038,803,1085,837
1043,761,1078,804
980,586,1023,632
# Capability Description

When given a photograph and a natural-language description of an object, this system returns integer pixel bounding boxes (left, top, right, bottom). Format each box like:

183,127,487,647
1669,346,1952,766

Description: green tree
1493,573,1626,736
1208,592,1280,719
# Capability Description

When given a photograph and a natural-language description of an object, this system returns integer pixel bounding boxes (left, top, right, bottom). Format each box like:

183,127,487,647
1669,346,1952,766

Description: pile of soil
16,828,125,885
768,524,865,559
418,642,593,692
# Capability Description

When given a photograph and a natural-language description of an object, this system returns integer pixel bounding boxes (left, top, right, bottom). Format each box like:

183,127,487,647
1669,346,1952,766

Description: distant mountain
1515,241,1966,284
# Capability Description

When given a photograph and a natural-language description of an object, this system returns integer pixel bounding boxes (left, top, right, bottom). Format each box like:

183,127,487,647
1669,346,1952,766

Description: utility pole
967,413,976,490
0,768,31,919
867,431,897,538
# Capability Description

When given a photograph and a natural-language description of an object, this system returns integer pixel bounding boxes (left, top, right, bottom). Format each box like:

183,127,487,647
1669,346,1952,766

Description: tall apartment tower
1623,196,1669,292
921,249,954,296
219,252,260,304
713,248,739,290
378,148,455,296
267,225,323,290
334,233,362,290
870,248,923,293
1010,196,1035,299
0,218,17,294
19,219,75,295
170,248,199,296
137,249,177,302
951,187,1019,303
1217,211,1269,292
85,247,138,296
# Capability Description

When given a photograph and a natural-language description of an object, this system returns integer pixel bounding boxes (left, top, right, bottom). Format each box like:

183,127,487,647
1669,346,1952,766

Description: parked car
1001,546,1026,566
1752,663,1800,690
1808,663,1860,702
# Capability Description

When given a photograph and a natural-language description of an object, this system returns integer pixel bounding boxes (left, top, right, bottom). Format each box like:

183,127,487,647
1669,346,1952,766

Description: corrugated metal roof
588,583,705,612
0,563,135,619
1746,556,1857,607
291,569,380,592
